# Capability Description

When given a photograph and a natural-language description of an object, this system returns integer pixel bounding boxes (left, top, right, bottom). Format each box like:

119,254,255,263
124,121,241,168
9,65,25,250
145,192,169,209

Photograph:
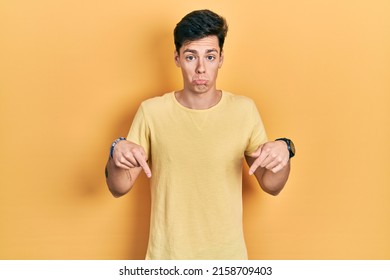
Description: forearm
105,158,141,197
255,161,290,196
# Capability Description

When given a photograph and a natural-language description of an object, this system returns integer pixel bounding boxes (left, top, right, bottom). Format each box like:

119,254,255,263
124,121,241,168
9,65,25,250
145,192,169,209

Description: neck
175,89,222,110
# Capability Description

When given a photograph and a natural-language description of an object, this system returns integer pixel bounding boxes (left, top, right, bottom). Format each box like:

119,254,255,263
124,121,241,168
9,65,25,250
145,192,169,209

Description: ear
174,51,181,67
218,51,224,68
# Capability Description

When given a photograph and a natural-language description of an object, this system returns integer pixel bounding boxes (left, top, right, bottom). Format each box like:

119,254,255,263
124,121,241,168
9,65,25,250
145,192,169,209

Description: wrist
110,137,126,158
275,138,295,158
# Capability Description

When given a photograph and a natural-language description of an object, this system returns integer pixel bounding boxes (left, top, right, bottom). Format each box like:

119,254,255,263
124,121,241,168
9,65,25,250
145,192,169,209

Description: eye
185,55,195,61
207,55,216,61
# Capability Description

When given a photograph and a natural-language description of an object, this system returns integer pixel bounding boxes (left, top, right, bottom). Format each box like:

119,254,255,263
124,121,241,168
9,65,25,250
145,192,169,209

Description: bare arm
245,140,291,196
105,140,151,198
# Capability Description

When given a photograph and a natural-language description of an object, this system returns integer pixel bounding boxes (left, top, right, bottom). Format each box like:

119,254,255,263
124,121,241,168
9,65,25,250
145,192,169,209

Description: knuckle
131,147,143,156
263,147,271,153
124,152,132,159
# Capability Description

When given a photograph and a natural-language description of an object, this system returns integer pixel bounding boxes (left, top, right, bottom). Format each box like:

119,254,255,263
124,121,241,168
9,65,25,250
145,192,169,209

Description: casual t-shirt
127,91,267,259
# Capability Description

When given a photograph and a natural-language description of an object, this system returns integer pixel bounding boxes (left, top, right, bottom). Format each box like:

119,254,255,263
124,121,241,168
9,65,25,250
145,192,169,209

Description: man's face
174,36,224,95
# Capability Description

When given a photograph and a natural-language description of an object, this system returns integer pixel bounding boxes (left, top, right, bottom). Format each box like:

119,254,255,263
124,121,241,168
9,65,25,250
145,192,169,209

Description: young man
105,10,295,259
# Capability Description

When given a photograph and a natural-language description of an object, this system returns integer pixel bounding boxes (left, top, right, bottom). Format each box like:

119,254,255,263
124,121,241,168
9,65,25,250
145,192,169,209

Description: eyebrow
183,48,219,54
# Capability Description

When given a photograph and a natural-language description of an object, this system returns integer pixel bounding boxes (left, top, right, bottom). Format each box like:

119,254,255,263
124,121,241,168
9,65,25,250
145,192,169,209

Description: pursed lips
193,78,208,85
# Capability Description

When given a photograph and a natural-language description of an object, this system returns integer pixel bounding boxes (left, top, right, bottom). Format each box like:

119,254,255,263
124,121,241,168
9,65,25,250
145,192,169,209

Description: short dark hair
174,9,228,54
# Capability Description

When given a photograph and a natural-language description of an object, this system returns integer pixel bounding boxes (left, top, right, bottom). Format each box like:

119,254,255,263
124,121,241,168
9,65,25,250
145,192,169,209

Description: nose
196,59,205,74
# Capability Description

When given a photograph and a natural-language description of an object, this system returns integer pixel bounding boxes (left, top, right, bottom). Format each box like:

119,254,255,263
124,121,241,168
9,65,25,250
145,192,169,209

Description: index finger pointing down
133,150,152,178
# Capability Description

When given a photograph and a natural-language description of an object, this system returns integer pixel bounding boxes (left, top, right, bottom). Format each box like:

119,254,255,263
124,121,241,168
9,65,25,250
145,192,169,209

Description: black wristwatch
275,138,295,158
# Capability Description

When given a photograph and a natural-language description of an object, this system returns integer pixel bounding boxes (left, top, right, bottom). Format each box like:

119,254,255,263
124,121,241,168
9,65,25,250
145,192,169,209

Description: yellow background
1,0,389,259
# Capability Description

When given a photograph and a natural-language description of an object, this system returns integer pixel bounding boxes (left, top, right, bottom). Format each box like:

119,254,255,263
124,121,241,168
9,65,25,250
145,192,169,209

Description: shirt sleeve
244,100,268,156
126,104,150,158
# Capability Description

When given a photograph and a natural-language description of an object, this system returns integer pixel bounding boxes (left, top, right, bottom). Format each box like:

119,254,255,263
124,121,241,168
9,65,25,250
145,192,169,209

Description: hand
248,141,289,175
112,140,151,178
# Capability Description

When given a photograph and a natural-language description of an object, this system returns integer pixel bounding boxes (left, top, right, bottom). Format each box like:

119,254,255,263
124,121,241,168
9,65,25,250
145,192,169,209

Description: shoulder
139,92,173,111
222,91,257,108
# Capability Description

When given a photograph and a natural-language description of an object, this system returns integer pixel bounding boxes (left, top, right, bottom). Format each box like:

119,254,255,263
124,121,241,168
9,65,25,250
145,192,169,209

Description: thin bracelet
110,137,126,158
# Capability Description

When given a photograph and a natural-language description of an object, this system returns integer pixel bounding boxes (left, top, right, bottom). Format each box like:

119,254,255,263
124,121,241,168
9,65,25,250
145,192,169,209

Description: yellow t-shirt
127,91,267,259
